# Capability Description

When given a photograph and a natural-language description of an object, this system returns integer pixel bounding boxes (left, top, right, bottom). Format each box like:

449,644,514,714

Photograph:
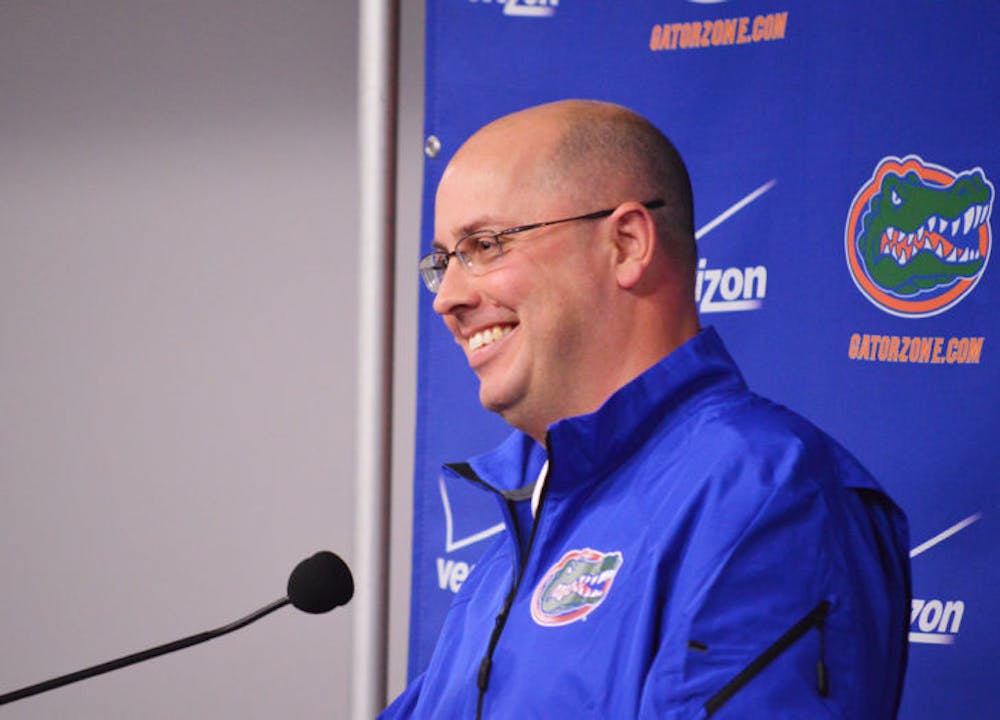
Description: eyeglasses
419,199,665,292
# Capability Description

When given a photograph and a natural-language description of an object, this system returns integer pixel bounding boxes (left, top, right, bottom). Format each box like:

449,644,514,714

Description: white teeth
963,207,975,234
923,238,932,251
929,217,937,233
468,325,512,351
935,244,945,259
947,248,958,262
887,228,897,242
959,248,970,262
952,219,961,235
978,204,990,225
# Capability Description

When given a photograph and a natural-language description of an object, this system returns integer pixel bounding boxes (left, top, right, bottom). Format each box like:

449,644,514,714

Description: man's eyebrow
456,216,503,236
431,216,506,251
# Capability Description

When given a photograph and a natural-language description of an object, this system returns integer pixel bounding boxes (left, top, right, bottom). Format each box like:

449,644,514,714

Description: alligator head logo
530,548,623,627
845,156,993,317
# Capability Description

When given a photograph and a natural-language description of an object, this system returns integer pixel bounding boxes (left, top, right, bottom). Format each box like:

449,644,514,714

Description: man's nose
432,260,478,316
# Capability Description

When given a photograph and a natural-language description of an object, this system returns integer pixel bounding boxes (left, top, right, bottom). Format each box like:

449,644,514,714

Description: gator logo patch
530,549,623,627
845,155,993,317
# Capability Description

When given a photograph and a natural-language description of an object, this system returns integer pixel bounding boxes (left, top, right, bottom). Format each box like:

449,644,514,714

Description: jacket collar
449,327,747,497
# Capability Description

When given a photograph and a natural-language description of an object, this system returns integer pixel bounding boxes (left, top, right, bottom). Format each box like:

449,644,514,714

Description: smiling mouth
468,324,514,352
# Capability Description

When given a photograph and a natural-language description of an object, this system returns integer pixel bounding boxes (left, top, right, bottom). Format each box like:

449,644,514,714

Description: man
383,100,910,718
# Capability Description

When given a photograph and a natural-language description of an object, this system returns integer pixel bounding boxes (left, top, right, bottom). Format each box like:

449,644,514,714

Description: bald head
448,100,697,275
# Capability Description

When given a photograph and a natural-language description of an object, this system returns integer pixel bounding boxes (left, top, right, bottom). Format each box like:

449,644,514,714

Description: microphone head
287,551,354,614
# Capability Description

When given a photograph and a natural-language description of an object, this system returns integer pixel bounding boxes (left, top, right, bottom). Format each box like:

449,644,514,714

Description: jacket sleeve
636,454,907,719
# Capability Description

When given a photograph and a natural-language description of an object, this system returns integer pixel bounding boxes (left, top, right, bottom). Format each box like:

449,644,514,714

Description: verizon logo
470,0,559,19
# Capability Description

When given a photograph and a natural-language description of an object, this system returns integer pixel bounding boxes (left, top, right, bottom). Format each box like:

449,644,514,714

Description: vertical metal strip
353,0,398,718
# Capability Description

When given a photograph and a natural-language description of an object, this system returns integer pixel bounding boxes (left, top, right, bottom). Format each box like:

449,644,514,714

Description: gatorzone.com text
848,333,984,365
650,12,788,51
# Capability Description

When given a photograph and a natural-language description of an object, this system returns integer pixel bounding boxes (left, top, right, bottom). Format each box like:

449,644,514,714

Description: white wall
0,2,423,717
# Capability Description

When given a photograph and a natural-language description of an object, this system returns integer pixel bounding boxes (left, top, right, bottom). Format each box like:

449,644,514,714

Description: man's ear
610,201,658,289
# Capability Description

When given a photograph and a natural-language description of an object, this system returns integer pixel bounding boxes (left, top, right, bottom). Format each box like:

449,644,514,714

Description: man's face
431,128,617,441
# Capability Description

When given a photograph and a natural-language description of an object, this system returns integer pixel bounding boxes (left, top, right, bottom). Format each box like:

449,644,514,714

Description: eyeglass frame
419,199,666,292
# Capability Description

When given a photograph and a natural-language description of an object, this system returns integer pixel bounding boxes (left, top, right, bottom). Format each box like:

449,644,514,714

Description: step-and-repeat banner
408,2,996,716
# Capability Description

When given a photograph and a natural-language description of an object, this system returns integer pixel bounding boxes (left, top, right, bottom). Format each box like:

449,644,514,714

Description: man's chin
477,381,520,417
478,390,509,415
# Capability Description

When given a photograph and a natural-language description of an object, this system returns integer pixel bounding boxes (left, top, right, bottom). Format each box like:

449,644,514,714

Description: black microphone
287,550,354,613
0,550,353,706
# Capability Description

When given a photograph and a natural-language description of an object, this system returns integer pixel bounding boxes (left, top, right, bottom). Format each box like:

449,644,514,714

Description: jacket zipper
448,453,551,720
703,600,831,717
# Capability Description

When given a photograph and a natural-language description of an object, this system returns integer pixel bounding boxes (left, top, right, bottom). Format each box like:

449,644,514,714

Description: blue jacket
383,328,910,719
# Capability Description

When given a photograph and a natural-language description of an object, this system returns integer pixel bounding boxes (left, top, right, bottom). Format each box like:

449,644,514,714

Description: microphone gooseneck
0,550,353,706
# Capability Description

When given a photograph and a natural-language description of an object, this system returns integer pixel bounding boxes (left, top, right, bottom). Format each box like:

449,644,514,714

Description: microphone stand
0,597,290,706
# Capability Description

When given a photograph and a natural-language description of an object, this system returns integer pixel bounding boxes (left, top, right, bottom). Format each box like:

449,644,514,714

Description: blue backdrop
409,2,998,717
